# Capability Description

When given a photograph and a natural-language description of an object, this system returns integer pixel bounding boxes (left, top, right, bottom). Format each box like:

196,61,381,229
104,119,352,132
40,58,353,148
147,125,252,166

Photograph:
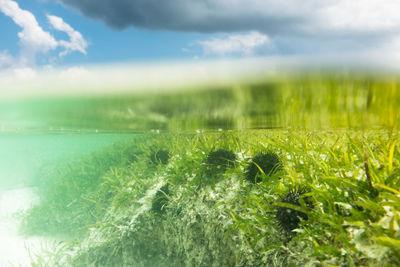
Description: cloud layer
56,0,400,56
199,32,270,56
0,0,87,69
0,1,58,51
0,50,14,69
47,14,88,57
56,0,400,34
55,0,308,33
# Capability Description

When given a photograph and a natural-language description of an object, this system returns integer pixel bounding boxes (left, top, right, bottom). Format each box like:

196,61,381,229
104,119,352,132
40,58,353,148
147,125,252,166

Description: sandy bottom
0,187,52,267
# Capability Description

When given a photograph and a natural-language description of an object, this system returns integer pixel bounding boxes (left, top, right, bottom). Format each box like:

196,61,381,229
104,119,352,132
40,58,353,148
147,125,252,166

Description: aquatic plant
245,152,282,183
24,130,400,267
151,184,170,213
275,187,311,233
150,149,170,165
205,149,237,171
21,136,150,237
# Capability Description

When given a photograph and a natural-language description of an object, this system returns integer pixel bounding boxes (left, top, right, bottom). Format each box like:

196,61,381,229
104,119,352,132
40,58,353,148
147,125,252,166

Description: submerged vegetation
8,74,400,266
150,149,170,165
205,149,237,171
23,129,400,266
151,184,170,214
245,152,282,183
275,187,312,234
21,137,151,237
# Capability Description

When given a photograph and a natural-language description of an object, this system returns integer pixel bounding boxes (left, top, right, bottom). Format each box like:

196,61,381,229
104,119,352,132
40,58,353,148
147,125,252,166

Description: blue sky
1,0,400,74
0,0,210,68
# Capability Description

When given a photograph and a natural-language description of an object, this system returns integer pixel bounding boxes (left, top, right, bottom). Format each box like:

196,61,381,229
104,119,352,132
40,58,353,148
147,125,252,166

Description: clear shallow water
0,133,132,189
0,76,399,266
0,187,43,266
0,133,132,265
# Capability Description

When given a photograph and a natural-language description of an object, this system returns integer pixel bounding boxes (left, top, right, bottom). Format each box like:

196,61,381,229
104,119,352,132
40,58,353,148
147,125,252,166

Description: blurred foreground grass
2,73,400,131
23,129,400,266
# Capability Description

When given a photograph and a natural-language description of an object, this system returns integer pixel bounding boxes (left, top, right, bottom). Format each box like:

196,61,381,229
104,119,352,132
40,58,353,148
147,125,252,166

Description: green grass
21,136,151,237
19,73,400,265
5,74,400,132
24,129,400,266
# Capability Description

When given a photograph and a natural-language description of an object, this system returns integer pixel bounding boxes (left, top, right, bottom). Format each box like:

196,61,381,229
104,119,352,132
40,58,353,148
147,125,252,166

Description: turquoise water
0,133,132,190
0,133,131,266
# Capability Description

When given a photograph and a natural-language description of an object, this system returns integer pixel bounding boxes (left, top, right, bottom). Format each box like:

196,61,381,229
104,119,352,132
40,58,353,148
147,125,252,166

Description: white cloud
199,31,270,56
0,59,280,97
0,50,14,69
318,0,400,32
0,0,87,70
59,66,90,80
13,67,36,80
47,14,88,57
56,0,400,58
0,0,58,55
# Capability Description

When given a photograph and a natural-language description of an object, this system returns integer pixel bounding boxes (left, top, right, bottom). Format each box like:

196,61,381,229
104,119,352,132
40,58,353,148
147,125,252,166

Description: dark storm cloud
55,0,307,33
54,0,400,57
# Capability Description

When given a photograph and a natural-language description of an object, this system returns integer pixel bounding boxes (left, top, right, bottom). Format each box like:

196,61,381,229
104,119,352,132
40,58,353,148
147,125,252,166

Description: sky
1,0,400,86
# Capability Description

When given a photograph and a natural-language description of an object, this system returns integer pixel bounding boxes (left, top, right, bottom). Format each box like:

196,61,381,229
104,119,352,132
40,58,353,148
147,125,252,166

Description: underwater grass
21,136,154,237
23,129,400,266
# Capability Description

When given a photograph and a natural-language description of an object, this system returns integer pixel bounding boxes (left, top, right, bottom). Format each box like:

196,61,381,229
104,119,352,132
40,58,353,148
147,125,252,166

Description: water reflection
0,74,399,132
